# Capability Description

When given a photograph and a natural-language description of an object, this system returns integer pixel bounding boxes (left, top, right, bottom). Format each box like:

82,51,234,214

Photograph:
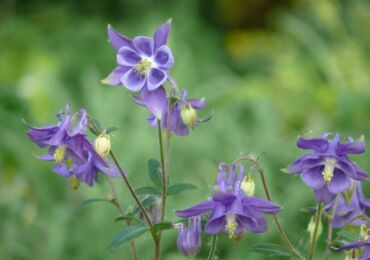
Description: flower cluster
175,162,281,250
103,21,205,136
339,224,370,260
27,104,118,187
286,134,369,203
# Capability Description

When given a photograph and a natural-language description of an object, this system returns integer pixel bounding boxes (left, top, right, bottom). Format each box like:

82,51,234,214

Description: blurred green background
1,0,370,259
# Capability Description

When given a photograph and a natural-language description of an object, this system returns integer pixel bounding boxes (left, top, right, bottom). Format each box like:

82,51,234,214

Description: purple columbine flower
102,20,174,92
338,225,370,260
286,133,369,203
176,163,281,240
174,216,202,258
27,104,119,186
132,86,205,136
327,181,370,228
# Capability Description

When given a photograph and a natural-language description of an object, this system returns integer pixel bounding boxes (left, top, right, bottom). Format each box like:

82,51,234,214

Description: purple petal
189,97,205,109
154,45,174,69
141,86,168,119
238,215,267,233
53,163,73,177
147,68,167,91
121,68,146,92
176,200,215,218
101,67,129,86
154,20,171,49
338,240,366,250
336,160,358,179
69,109,87,136
242,197,281,214
338,139,365,155
352,163,370,180
314,186,335,204
27,126,59,148
117,47,141,66
107,25,133,50
327,170,352,194
286,154,312,174
36,153,54,161
133,36,154,57
297,137,328,151
301,166,326,189
204,204,226,234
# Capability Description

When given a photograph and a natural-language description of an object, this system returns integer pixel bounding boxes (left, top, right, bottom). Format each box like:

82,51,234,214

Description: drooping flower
326,181,370,228
338,224,370,260
176,163,281,239
132,86,205,136
27,104,119,186
102,20,174,92
286,134,369,203
174,216,202,257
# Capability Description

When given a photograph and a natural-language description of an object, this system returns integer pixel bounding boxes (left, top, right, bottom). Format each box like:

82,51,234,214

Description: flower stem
106,175,139,260
232,155,303,260
324,196,338,260
207,235,218,260
109,151,153,227
157,119,167,221
307,202,324,260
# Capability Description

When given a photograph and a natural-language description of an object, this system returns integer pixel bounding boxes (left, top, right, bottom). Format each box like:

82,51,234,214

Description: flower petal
117,47,141,66
242,197,281,214
189,98,205,109
101,67,129,86
238,215,267,233
301,166,326,189
154,20,171,49
133,36,154,57
338,138,365,155
107,25,133,50
314,186,335,204
336,160,357,179
327,169,352,194
121,68,146,92
176,200,215,218
154,45,174,69
147,68,167,91
297,137,328,151
141,86,168,119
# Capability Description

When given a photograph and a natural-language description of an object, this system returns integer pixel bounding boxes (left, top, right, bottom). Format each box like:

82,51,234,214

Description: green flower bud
181,104,197,130
241,176,255,196
95,133,111,157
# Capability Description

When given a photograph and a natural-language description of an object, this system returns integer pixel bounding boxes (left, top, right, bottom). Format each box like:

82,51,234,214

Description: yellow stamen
225,214,238,239
135,59,151,76
53,145,67,164
322,159,336,183
70,176,80,190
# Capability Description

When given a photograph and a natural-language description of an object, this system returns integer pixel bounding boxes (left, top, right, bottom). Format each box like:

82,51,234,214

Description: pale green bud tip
54,145,67,164
360,224,369,240
180,104,197,130
307,215,322,241
241,176,255,196
95,133,111,157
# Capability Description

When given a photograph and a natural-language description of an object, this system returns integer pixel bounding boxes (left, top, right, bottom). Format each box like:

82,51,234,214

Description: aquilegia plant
26,20,370,260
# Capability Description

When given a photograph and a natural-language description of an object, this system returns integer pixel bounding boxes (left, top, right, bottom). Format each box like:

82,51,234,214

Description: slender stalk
109,151,153,227
207,235,218,260
157,119,166,221
308,203,324,260
154,238,160,260
232,155,303,259
324,196,338,260
106,175,139,260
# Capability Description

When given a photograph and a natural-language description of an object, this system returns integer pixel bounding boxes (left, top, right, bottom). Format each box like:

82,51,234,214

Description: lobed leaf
109,225,148,251
167,183,197,196
148,159,163,187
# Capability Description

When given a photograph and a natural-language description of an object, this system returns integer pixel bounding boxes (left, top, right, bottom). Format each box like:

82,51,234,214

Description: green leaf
294,231,310,257
115,214,146,225
80,198,112,209
105,126,121,134
249,243,293,257
336,229,360,243
135,186,161,196
148,159,163,187
167,183,197,196
150,221,173,233
109,225,148,251
132,196,159,215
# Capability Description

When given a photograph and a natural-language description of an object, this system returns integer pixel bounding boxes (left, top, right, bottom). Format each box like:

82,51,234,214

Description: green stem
207,235,218,260
308,203,324,260
157,119,167,221
106,175,139,260
324,195,338,260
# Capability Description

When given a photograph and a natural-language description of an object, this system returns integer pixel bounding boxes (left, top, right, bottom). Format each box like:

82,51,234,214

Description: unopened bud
241,176,255,196
360,224,369,240
70,176,80,190
181,104,197,130
307,215,322,241
95,133,111,157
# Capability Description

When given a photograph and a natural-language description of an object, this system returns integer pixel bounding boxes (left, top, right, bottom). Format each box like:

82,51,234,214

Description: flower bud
241,176,255,196
307,215,322,241
95,133,111,157
174,216,202,258
360,224,369,240
180,104,197,130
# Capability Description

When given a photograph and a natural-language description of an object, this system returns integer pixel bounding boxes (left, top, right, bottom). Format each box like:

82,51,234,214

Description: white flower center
225,214,238,239
135,59,152,76
322,158,336,183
